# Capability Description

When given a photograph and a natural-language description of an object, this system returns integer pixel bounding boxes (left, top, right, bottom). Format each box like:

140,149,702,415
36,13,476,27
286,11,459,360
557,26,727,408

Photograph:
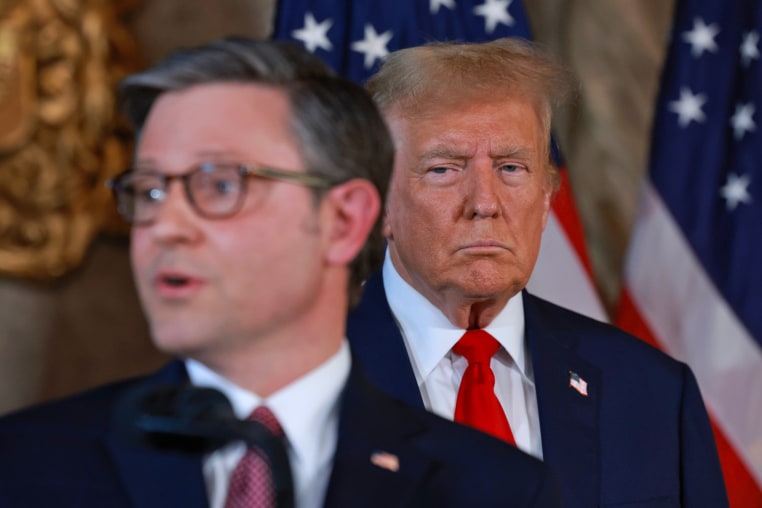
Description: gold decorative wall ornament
0,0,140,279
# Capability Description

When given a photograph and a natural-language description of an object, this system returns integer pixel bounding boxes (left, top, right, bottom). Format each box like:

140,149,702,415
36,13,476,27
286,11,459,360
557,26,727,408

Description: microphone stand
116,385,294,508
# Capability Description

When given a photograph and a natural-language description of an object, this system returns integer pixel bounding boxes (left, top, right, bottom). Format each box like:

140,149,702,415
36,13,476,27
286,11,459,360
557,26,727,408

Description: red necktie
453,329,516,444
224,406,283,508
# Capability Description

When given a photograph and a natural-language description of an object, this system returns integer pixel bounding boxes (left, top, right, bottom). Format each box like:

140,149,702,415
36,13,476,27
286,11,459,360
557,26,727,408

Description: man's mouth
458,240,509,252
162,275,189,287
153,271,204,297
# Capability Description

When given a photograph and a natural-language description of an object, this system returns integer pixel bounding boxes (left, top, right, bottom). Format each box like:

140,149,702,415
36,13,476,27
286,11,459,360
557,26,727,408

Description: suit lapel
524,292,601,507
348,273,424,408
106,361,208,508
323,362,437,508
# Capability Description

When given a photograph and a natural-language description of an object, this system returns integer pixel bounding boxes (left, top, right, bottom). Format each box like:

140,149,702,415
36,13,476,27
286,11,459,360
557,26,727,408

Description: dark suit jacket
0,358,560,507
347,272,729,508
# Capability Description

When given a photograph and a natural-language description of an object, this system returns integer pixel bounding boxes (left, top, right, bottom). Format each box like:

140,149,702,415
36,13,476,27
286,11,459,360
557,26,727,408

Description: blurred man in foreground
0,37,559,508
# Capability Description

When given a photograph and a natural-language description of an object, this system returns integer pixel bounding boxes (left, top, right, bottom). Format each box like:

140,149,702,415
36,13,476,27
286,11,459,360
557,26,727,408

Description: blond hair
367,38,575,192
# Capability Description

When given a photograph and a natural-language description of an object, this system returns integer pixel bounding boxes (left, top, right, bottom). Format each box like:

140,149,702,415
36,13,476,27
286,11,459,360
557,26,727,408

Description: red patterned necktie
453,329,516,444
224,406,283,508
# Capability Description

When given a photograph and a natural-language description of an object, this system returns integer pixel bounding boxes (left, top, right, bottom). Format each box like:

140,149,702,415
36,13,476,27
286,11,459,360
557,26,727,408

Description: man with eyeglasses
0,38,560,507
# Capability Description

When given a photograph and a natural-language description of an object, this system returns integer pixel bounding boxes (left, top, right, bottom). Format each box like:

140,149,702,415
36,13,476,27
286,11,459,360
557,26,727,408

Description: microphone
114,384,293,508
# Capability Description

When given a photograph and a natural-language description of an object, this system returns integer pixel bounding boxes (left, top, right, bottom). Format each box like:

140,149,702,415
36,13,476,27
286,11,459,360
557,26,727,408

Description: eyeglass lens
114,164,246,224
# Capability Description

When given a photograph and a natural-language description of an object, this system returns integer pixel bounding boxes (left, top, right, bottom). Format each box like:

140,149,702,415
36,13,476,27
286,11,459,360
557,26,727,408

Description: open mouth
162,275,189,287
154,272,202,295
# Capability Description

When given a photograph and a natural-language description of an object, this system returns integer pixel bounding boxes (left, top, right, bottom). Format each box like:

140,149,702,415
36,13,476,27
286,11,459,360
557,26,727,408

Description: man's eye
499,164,521,173
133,185,165,203
196,174,241,196
430,167,451,174
212,178,239,195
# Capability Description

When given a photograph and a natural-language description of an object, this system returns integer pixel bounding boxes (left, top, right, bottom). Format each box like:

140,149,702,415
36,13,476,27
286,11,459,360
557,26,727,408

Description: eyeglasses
108,162,332,225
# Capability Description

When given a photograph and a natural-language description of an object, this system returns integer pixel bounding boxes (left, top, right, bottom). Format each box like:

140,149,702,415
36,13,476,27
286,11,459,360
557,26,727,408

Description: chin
458,275,525,301
149,322,208,358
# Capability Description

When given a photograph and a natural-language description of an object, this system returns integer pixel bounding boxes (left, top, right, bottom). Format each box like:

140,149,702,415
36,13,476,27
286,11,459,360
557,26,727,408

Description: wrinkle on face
383,96,551,328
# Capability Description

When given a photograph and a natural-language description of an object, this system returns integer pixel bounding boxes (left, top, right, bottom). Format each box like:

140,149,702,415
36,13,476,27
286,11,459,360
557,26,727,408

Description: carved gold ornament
0,0,140,279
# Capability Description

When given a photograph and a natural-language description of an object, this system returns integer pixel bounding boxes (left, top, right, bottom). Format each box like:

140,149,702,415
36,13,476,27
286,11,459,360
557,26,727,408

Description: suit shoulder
0,376,142,432
413,407,560,505
526,293,684,372
421,407,543,464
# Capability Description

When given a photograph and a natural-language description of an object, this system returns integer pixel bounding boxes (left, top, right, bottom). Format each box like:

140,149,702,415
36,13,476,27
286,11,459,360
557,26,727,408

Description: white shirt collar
382,249,528,379
185,340,350,468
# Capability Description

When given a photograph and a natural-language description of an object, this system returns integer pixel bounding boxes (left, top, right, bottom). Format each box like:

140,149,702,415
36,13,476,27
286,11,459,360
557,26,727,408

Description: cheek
129,231,155,304
519,199,550,245
382,214,393,239
383,178,406,238
129,230,151,272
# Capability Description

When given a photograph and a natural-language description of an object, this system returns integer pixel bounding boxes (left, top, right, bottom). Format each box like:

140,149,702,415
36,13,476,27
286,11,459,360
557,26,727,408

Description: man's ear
381,212,392,239
321,179,381,265
540,163,556,231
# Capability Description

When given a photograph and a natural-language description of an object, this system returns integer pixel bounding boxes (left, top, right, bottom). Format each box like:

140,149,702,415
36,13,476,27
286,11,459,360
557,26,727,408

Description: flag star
730,102,756,140
669,87,707,127
430,0,456,15
740,30,760,67
719,173,753,211
351,24,393,69
473,0,514,34
291,12,333,53
682,17,720,58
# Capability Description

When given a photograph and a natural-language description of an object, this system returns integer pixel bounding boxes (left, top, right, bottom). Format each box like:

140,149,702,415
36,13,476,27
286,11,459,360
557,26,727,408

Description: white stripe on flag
528,211,608,323
625,180,762,487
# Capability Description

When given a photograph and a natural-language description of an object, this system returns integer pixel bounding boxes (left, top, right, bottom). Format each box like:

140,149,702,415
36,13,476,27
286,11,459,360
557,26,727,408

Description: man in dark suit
347,38,729,508
0,38,559,507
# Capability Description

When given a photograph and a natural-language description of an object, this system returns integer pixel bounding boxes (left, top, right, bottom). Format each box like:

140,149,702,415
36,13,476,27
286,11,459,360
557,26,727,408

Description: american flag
568,371,589,397
272,0,608,323
617,0,762,504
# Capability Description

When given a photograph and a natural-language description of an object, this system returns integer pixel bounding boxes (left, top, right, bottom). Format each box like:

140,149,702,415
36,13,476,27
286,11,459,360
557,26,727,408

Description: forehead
137,83,302,169
387,94,544,155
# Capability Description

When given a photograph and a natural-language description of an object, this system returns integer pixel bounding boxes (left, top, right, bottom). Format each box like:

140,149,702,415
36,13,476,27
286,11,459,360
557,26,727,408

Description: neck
194,273,349,397
205,331,344,398
437,294,512,329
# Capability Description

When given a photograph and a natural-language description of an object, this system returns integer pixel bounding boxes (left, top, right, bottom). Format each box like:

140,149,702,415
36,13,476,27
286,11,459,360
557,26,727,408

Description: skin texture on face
383,97,552,329
130,83,377,395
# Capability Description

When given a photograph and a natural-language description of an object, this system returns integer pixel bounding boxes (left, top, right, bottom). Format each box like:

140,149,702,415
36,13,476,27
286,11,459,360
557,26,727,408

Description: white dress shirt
383,252,543,458
186,340,351,508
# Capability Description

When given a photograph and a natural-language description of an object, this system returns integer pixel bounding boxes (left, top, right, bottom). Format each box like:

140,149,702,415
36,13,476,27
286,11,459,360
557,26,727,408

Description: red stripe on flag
617,289,762,508
551,168,595,278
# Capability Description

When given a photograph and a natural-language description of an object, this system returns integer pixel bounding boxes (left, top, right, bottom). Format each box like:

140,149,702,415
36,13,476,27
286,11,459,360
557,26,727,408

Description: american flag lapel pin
370,451,400,472
568,371,589,396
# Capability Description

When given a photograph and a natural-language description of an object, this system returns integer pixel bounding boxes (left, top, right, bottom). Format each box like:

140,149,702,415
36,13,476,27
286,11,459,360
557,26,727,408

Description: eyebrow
133,150,243,168
419,146,470,163
491,146,537,160
419,145,537,163
194,149,241,159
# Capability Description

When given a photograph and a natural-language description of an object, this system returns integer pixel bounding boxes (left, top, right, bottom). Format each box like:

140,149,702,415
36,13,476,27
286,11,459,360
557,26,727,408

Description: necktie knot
453,329,500,363
249,406,283,437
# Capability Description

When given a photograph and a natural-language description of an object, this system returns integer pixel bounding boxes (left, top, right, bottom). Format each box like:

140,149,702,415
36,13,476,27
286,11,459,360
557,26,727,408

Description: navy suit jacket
347,272,729,508
0,358,560,507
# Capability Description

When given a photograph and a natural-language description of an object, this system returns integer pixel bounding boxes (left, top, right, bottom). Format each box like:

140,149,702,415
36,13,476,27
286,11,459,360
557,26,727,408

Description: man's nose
149,181,201,244
464,163,501,219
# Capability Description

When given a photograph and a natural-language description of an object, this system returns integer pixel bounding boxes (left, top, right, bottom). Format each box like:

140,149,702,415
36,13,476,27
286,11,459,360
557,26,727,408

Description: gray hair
366,37,575,193
120,37,393,307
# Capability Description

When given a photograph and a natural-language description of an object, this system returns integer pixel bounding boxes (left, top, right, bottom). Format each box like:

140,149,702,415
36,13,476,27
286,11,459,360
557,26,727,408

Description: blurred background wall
0,0,674,414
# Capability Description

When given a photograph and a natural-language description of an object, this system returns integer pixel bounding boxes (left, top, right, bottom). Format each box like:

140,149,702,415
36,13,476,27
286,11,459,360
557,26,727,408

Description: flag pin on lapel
568,371,588,396
371,451,400,472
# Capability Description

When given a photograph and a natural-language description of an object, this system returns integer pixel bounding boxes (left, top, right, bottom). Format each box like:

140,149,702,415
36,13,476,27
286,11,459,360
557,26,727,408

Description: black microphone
114,384,294,508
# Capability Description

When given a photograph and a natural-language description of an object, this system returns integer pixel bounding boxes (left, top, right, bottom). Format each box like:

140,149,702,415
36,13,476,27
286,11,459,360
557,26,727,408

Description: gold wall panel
0,0,140,279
